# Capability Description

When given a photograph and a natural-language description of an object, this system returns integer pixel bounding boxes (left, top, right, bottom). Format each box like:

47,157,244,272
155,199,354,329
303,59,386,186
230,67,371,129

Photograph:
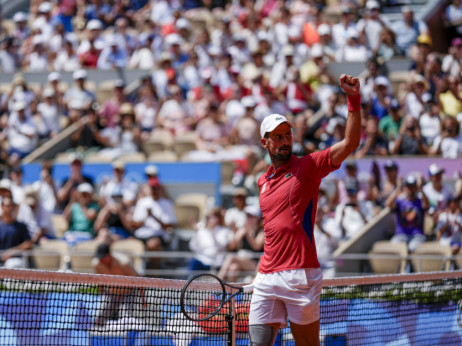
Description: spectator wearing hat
435,194,462,255
269,45,295,90
225,187,248,232
386,174,429,253
57,153,94,209
54,39,81,72
357,0,390,52
370,76,393,120
17,185,55,244
128,33,156,70
431,115,462,158
408,34,433,75
0,197,32,269
7,100,38,161
332,6,357,50
336,27,371,63
187,207,233,276
218,204,265,282
442,38,462,77
423,164,453,217
12,12,30,42
77,19,105,56
99,161,138,207
97,35,128,70
32,1,54,42
419,94,441,146
300,44,336,93
335,177,376,240
79,37,103,69
132,176,177,256
63,69,95,111
94,186,135,244
97,103,141,160
36,87,61,139
391,115,428,155
391,6,429,56
62,182,99,245
379,98,403,149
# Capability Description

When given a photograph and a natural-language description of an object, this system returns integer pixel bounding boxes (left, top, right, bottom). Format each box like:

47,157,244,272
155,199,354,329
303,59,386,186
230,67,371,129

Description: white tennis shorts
249,268,322,328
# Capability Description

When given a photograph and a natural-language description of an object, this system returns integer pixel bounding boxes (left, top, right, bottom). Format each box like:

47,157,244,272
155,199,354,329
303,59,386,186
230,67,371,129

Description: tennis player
249,74,361,345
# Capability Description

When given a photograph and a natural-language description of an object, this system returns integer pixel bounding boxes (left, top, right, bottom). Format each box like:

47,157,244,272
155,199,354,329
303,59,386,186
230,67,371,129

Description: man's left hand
340,74,360,95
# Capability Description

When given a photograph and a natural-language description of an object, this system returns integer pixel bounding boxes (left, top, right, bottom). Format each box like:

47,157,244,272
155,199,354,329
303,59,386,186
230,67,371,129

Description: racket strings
182,276,226,321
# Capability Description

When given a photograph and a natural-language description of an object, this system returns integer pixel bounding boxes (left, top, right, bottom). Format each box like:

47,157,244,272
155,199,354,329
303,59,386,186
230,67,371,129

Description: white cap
288,26,301,39
176,18,190,30
86,19,103,31
374,76,390,87
77,183,93,194
317,23,331,36
311,44,323,58
13,12,28,22
38,2,52,13
404,174,417,186
366,0,380,10
165,33,183,46
145,164,158,176
428,163,445,176
347,27,359,39
70,152,84,163
43,87,55,98
73,69,87,80
241,95,256,108
260,114,294,138
257,31,269,42
281,45,295,57
0,179,12,191
48,71,61,82
105,35,118,46
208,45,222,56
244,205,262,218
13,100,27,112
200,67,213,79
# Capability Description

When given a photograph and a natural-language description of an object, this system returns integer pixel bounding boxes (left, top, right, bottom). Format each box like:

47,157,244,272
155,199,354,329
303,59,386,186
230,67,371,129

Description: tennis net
0,269,461,345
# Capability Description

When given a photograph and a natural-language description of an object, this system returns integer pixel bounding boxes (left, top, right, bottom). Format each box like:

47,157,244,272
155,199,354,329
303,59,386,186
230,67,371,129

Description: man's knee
249,324,278,346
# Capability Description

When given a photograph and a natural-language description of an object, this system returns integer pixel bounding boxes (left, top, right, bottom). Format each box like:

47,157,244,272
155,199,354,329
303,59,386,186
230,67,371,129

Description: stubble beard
270,146,292,165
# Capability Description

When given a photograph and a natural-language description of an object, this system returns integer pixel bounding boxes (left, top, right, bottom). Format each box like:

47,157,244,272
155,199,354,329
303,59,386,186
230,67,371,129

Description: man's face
261,123,293,163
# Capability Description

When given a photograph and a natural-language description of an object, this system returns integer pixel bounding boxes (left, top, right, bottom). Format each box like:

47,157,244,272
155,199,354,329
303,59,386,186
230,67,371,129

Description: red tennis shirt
257,148,339,274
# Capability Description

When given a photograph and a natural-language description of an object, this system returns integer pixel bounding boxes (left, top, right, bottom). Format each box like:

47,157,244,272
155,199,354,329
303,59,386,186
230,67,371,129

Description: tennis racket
180,273,253,322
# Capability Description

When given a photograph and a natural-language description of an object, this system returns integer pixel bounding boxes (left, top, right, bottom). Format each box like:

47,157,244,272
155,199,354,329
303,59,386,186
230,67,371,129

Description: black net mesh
0,270,461,345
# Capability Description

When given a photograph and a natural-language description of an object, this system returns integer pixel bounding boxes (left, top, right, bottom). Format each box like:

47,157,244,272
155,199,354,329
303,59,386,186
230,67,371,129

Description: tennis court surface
0,269,461,345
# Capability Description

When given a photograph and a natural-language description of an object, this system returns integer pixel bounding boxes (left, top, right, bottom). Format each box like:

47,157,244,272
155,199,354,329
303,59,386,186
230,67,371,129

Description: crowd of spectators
0,0,462,278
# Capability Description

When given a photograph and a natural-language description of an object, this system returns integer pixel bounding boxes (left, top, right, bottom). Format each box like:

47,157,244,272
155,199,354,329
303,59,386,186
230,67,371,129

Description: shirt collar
265,155,294,179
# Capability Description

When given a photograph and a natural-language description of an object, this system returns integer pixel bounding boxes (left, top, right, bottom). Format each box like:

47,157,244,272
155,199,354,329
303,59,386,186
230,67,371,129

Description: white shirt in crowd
132,196,176,239
189,223,233,266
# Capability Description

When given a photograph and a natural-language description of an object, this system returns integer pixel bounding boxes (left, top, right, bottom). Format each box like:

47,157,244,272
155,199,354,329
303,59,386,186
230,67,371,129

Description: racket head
180,273,226,321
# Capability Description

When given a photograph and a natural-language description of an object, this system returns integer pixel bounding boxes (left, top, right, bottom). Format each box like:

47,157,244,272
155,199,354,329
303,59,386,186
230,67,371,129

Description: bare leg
290,320,320,346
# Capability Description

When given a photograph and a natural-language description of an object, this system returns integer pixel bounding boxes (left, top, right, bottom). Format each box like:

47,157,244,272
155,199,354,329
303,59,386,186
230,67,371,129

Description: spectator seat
111,238,145,274
411,242,452,272
32,240,69,270
369,241,408,274
174,193,208,230
70,240,100,273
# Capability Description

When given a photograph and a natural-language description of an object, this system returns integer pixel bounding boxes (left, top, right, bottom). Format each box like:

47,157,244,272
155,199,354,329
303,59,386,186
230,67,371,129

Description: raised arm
330,75,362,167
